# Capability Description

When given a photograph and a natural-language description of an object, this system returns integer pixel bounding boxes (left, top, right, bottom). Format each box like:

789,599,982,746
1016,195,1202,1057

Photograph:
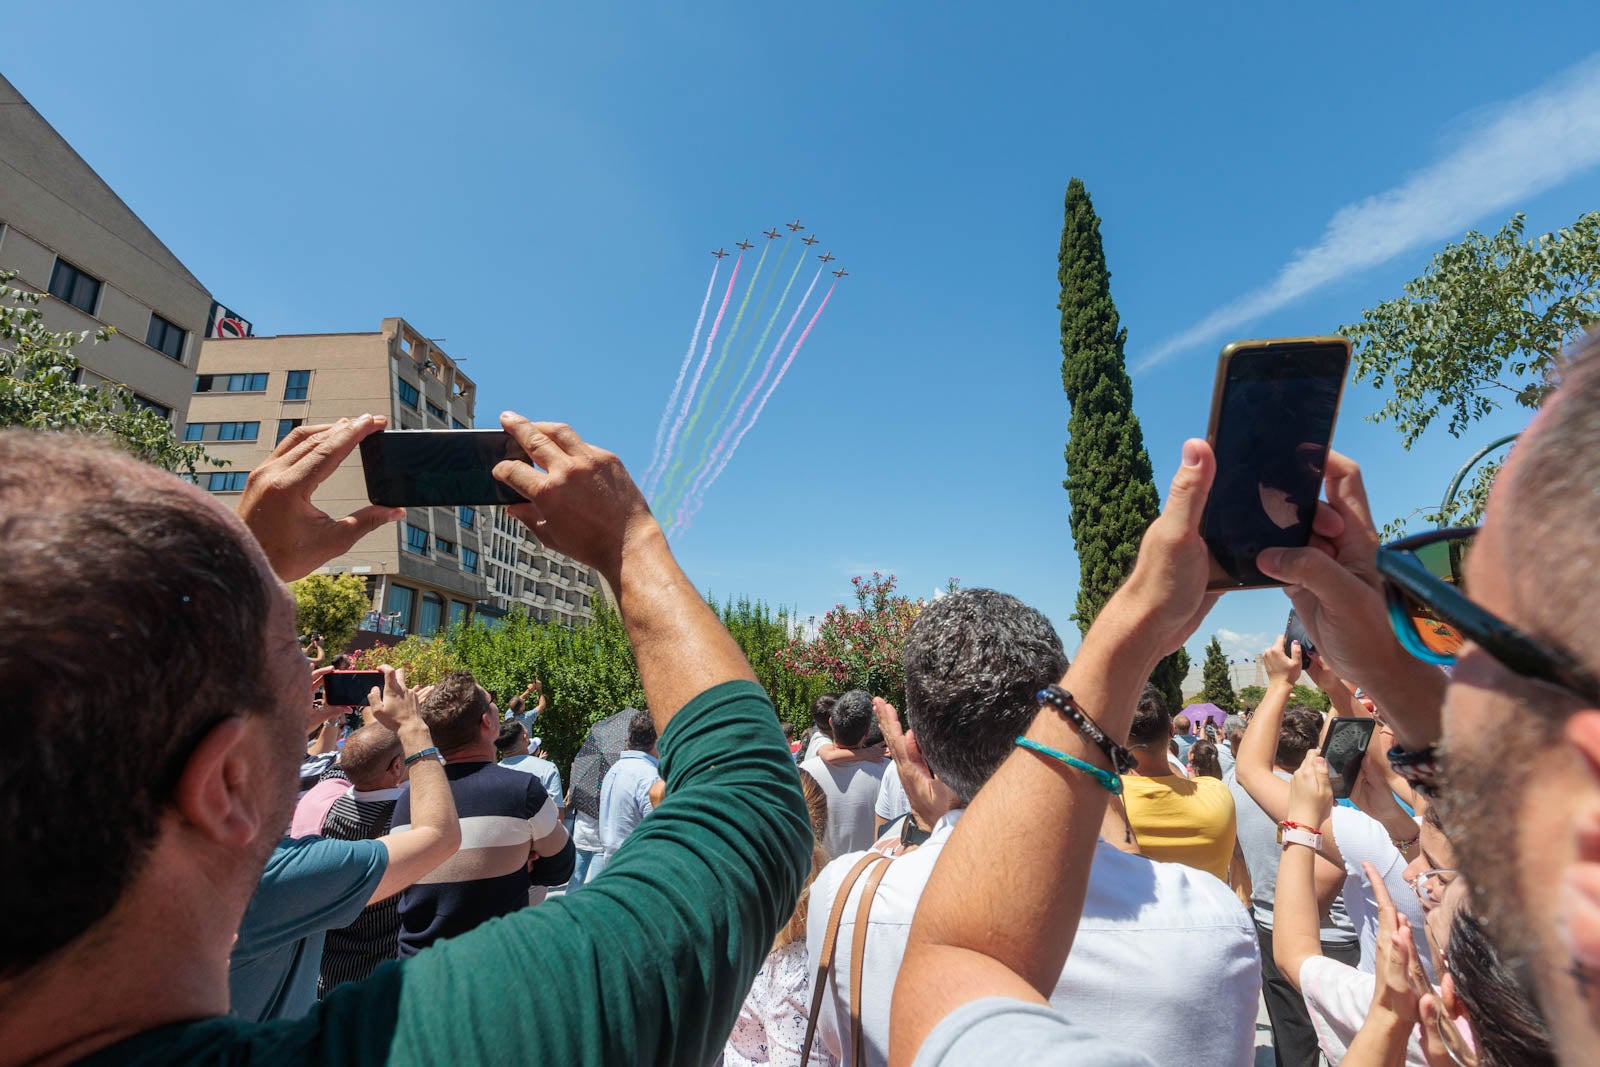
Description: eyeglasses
1376,527,1600,707
1409,866,1459,910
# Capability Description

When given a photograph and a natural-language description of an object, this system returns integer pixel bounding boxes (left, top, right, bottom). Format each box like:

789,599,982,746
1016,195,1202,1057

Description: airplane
787,219,804,231
817,252,836,264
764,228,782,240
801,234,820,246
711,248,729,259
832,268,849,279
736,239,754,250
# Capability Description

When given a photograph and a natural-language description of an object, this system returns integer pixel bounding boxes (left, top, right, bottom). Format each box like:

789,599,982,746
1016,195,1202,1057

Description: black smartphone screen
359,430,529,507
323,670,383,708
1202,341,1349,588
1285,610,1316,669
1323,717,1376,799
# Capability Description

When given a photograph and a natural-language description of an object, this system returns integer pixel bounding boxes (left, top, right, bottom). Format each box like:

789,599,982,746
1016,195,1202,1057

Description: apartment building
0,73,212,424
480,508,603,628
192,318,486,636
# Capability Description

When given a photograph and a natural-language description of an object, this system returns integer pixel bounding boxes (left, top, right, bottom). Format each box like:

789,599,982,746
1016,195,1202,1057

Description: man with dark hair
1120,685,1239,882
0,413,809,1064
498,720,565,818
803,692,840,760
599,710,660,861
808,589,1260,1066
393,669,573,955
801,689,888,857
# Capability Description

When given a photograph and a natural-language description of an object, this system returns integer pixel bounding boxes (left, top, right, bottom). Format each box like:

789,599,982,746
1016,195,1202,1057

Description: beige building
193,317,601,636
0,73,212,424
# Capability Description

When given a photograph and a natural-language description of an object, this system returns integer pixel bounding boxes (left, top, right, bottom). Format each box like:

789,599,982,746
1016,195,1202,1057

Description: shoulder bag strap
801,852,888,1065
847,856,898,1066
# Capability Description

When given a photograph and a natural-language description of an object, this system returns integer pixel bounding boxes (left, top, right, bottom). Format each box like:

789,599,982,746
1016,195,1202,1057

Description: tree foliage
1200,636,1237,714
1235,685,1266,714
779,573,948,712
290,573,371,655
1057,179,1188,698
0,270,212,473
1343,211,1600,450
1289,684,1332,715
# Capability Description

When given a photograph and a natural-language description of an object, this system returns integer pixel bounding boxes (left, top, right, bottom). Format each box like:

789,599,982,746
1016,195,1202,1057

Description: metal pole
1437,432,1520,528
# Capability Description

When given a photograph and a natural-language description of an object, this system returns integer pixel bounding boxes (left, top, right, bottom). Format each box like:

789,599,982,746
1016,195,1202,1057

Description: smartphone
359,430,529,507
1201,337,1350,589
1323,717,1377,800
1284,610,1316,669
322,670,384,708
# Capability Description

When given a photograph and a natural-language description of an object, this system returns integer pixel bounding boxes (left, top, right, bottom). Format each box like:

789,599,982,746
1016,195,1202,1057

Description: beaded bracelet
1015,736,1123,795
1037,685,1136,774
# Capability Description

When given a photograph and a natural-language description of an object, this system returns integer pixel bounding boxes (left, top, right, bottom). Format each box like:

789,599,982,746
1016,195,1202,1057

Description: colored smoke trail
665,240,808,524
671,279,837,534
646,262,720,487
671,267,821,523
648,252,742,499
655,239,773,510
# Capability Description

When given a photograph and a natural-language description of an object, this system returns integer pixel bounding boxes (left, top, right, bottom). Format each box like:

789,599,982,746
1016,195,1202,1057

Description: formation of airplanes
710,224,847,278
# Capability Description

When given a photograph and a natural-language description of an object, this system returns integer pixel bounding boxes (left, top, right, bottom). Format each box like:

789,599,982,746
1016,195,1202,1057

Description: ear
171,717,275,848
1561,711,1600,976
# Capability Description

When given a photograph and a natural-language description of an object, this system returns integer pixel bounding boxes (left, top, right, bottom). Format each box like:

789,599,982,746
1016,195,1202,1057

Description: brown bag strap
847,856,896,1062
801,853,888,1065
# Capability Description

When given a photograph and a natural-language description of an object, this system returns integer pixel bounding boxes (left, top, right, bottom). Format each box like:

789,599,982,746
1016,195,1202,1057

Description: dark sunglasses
1376,527,1600,707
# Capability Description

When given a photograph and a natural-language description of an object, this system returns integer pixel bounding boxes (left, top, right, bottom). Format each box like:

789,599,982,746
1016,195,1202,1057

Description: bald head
340,725,404,790
0,430,277,973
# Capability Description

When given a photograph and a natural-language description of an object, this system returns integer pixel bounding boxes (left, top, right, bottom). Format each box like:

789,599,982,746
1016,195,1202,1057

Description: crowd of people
2,328,1599,1065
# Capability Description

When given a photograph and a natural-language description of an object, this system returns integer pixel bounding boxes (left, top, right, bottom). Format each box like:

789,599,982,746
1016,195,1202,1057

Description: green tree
1200,636,1237,713
1289,684,1332,715
717,596,827,733
290,573,371,655
1235,685,1266,714
1057,178,1188,693
779,573,944,711
0,271,212,473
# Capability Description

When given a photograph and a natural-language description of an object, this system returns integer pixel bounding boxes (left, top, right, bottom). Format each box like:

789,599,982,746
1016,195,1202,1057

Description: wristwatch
1278,820,1323,850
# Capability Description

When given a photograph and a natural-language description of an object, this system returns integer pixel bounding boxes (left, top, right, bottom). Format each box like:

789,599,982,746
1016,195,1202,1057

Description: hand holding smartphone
1201,337,1350,590
1322,717,1376,800
359,430,530,507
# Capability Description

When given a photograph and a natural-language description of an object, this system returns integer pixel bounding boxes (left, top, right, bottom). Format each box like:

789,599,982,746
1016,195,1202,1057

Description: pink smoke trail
672,268,822,516
646,261,720,487
671,279,837,534
648,253,741,499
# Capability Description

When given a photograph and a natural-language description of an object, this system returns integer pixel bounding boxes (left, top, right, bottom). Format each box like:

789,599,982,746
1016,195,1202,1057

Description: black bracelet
1387,743,1443,798
1037,686,1137,775
404,746,443,767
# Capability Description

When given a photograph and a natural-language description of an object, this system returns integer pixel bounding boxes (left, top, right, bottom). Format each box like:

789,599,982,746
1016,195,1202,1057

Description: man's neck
1125,748,1175,778
443,742,497,764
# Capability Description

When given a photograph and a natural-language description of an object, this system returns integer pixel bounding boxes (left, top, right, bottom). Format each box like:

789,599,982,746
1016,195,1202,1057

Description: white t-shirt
804,730,830,762
1299,955,1430,1067
1328,806,1434,979
801,755,887,860
806,812,1261,1067
571,809,604,852
875,761,910,824
912,998,1155,1067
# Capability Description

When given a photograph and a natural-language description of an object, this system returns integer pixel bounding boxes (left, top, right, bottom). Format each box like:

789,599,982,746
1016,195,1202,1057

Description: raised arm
1234,637,1300,824
368,667,462,904
891,440,1218,1063
1272,749,1334,992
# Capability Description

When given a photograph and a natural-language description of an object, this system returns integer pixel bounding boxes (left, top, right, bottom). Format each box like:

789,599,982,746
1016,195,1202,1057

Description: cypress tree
1059,178,1186,704
1201,636,1237,713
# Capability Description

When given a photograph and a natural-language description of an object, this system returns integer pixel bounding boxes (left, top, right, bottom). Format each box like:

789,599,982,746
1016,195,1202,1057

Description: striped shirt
392,760,573,957
315,786,401,995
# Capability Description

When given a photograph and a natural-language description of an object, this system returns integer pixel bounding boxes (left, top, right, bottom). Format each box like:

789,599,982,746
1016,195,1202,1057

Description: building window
426,400,446,420
451,418,466,430
130,395,171,420
182,421,261,442
283,370,311,401
417,593,445,637
48,258,102,314
436,537,456,556
449,601,469,628
145,313,186,362
183,423,203,442
396,378,420,410
206,471,249,492
194,372,267,393
385,584,415,633
276,418,303,444
458,506,475,529
461,547,479,574
405,524,429,554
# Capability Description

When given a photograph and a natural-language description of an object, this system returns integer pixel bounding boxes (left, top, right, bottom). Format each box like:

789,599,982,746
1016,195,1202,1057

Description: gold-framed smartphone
1201,336,1351,590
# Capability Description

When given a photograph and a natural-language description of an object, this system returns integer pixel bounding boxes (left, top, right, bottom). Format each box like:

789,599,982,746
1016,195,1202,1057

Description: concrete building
192,316,602,636
0,73,212,424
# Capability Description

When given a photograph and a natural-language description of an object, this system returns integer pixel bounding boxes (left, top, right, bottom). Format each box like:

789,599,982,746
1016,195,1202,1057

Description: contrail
672,278,837,534
664,239,805,525
645,262,719,488
649,252,742,499
1135,51,1600,372
656,239,773,512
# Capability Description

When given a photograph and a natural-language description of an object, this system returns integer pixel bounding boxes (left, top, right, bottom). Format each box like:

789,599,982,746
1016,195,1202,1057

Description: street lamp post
1437,432,1519,529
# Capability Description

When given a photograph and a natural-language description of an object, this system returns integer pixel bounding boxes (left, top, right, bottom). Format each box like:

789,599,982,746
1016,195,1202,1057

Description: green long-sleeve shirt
80,681,811,1066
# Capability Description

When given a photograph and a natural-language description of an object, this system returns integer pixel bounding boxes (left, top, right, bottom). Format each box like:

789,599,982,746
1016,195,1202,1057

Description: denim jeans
567,848,603,891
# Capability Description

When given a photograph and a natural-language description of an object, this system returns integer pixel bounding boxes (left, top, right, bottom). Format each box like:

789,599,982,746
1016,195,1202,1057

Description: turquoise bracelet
1015,736,1123,795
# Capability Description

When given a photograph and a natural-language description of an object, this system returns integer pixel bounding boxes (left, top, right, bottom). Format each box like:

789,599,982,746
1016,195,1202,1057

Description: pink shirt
290,778,350,837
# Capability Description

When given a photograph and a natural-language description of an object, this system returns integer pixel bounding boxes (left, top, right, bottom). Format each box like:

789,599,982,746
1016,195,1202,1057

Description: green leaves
1201,636,1236,714
290,573,371,655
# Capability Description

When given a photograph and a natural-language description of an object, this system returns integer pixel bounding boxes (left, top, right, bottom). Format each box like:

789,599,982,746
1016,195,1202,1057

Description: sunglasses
1376,527,1600,707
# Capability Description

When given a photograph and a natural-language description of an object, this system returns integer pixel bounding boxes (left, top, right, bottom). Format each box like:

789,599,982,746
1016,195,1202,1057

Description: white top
806,811,1261,1067
801,755,888,859
723,939,839,1067
1328,806,1434,979
804,730,830,762
875,761,910,823
912,998,1155,1067
571,809,603,851
1299,955,1430,1067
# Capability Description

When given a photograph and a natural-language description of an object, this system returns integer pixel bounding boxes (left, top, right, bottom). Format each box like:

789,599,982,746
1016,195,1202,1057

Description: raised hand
237,414,404,582
874,697,958,828
1263,635,1303,688
1287,749,1334,830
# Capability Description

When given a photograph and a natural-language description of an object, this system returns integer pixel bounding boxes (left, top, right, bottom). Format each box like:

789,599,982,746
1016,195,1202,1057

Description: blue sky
6,4,1598,675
